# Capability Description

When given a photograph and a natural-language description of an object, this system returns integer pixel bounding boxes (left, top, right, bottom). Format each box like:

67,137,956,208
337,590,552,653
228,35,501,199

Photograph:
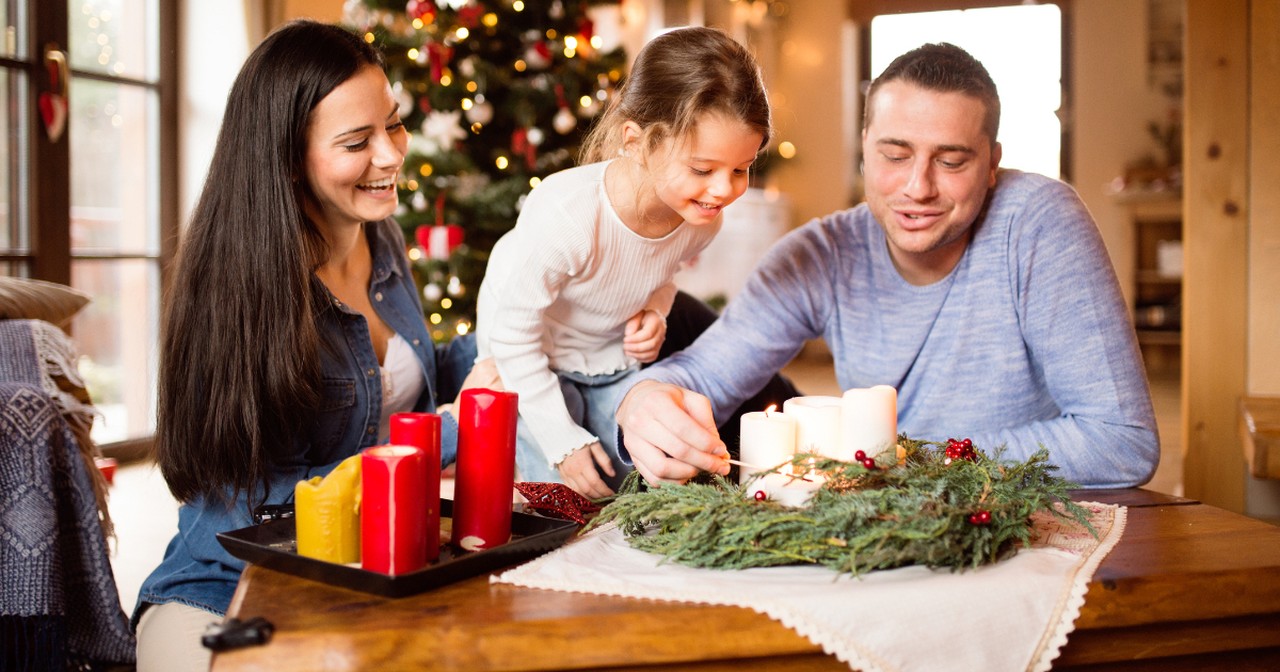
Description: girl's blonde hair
580,26,771,165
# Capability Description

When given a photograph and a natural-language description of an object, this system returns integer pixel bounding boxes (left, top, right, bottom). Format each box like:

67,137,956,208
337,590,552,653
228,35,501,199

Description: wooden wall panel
1181,0,1248,511
1250,0,1280,395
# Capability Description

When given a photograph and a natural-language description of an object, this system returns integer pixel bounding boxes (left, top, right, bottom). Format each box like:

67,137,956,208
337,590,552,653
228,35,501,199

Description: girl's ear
620,120,643,161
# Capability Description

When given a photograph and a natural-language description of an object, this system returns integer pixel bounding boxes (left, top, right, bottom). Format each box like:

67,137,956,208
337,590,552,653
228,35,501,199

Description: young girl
475,26,771,499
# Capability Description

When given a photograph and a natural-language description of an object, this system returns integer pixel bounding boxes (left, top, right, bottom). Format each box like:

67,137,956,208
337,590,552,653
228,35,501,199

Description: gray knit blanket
0,319,135,669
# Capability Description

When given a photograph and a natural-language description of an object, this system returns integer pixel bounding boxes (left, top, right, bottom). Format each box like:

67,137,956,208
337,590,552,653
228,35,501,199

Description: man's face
862,80,1001,285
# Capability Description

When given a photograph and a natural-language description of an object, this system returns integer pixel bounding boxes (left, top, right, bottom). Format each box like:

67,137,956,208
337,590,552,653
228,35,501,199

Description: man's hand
615,380,728,485
557,442,616,499
623,309,666,364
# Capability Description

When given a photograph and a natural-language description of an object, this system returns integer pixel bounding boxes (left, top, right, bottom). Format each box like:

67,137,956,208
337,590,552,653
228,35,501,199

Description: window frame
2,0,177,454
853,0,1073,183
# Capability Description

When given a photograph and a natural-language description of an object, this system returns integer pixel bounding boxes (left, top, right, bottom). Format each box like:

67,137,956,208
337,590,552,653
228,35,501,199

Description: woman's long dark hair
156,21,383,505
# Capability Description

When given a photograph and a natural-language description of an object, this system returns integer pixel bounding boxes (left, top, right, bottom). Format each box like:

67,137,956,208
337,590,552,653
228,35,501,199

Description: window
1,0,176,448
869,4,1064,180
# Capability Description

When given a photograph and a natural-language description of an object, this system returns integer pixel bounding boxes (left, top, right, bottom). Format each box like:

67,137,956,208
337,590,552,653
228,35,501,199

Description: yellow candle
295,453,362,564
738,406,796,484
782,395,844,458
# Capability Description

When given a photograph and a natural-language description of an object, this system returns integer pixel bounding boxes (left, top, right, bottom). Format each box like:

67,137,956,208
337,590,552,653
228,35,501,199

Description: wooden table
214,489,1280,671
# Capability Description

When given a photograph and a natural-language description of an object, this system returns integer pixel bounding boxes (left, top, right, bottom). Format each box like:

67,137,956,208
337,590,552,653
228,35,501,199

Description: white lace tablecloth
495,502,1125,672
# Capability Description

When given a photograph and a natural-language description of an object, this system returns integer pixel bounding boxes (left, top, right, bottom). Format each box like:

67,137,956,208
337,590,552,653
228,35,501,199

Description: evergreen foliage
589,438,1095,575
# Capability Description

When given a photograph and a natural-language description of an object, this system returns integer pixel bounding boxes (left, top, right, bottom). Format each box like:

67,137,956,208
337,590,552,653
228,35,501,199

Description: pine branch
589,438,1093,575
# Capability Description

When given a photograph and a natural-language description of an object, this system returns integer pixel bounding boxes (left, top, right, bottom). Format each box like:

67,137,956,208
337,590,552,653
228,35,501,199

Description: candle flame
763,404,778,416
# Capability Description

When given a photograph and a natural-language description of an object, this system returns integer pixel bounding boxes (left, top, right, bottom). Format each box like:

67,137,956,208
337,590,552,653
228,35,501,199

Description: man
614,43,1159,489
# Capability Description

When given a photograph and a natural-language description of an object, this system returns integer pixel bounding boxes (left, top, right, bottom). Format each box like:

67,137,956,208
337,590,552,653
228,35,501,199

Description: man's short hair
864,43,1001,148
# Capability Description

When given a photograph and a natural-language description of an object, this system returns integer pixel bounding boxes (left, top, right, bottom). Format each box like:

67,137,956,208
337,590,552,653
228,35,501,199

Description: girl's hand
557,442,616,499
623,309,666,363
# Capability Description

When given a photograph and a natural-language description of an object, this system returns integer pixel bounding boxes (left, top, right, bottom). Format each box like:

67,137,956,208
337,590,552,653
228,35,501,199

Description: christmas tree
342,0,627,342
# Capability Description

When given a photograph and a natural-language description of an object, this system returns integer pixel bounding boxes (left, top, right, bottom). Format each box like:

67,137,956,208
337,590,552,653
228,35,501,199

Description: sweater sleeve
964,179,1159,488
630,221,834,425
485,207,600,469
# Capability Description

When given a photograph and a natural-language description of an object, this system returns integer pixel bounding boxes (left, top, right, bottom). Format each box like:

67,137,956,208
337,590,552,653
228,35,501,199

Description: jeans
514,367,635,490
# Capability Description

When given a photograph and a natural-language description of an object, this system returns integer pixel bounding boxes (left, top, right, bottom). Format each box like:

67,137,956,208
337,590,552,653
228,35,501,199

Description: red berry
854,450,866,461
968,510,992,525
961,438,972,448
860,458,876,470
753,490,768,502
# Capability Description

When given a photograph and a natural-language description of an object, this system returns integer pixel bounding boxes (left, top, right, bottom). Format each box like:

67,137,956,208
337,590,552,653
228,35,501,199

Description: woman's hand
557,442,616,499
439,357,503,418
623,309,666,363
458,357,502,395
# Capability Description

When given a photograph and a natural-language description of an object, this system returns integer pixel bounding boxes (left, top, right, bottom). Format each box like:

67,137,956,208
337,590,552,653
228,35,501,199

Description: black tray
217,499,578,598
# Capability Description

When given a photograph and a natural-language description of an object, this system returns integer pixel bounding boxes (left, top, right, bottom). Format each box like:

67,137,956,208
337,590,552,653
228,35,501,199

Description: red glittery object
514,482,601,524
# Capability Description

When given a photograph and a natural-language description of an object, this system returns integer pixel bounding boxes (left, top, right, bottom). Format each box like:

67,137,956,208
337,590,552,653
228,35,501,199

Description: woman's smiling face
302,64,408,231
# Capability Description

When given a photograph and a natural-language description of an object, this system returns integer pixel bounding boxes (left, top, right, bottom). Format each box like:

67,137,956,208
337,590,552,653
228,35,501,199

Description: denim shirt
134,219,475,623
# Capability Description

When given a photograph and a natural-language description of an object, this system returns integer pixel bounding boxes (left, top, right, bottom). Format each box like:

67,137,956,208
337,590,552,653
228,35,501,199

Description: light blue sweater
637,170,1159,488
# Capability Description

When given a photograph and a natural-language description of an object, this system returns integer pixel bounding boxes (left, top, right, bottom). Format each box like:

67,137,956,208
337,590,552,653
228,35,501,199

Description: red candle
361,445,429,575
389,412,442,563
451,388,518,551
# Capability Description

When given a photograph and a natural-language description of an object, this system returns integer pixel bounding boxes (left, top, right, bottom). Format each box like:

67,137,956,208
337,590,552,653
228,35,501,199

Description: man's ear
988,141,1003,186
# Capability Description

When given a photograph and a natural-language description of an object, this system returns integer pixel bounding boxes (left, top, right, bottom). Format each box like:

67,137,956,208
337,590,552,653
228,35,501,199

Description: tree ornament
405,0,436,22
426,42,454,83
526,126,545,146
553,107,577,134
411,190,428,212
417,110,467,154
456,3,485,28
392,81,414,116
446,275,465,297
422,282,444,303
523,36,552,70
753,489,768,502
465,98,493,125
457,56,476,78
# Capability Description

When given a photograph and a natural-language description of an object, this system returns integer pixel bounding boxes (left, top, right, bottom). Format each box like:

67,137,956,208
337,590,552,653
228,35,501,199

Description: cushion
0,277,91,328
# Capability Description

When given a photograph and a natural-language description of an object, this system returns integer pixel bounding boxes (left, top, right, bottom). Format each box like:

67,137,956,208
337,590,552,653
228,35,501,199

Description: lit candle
841,385,898,466
389,412,442,563
738,405,797,484
782,395,844,458
295,453,361,564
451,388,518,551
361,445,429,575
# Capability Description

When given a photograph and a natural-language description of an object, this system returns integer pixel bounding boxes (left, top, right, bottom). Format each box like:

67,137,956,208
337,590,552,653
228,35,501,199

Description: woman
134,20,494,669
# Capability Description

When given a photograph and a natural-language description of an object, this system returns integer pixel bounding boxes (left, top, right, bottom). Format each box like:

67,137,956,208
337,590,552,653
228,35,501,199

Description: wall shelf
1112,189,1182,372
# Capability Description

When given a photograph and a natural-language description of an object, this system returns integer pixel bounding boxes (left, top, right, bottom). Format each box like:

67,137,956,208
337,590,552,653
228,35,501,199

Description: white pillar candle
840,385,898,466
748,468,825,507
738,407,796,485
782,395,844,458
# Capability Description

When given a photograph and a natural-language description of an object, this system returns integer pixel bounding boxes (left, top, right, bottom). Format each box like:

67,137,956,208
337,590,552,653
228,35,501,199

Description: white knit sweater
476,160,720,467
